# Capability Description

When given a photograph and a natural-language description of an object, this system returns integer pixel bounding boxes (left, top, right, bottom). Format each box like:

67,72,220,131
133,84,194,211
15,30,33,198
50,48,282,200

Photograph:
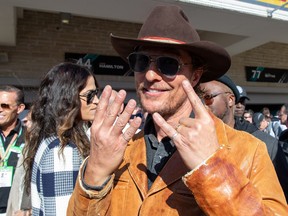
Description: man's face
279,106,287,124
234,98,246,117
259,118,269,131
133,48,202,117
243,112,253,123
0,91,23,129
199,81,234,124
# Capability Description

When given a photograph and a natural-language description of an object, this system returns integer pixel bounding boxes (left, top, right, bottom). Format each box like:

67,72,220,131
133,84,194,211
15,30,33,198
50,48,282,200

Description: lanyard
0,127,23,167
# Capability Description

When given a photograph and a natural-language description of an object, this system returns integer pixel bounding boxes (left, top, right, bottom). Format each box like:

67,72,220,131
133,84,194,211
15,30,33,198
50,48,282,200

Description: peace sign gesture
152,80,220,170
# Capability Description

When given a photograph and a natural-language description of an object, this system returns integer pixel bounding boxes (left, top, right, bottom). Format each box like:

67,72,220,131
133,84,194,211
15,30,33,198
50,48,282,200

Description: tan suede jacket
67,117,288,215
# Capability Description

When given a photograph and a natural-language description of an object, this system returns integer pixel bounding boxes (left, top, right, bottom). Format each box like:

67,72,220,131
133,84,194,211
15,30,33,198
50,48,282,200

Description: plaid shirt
31,136,83,216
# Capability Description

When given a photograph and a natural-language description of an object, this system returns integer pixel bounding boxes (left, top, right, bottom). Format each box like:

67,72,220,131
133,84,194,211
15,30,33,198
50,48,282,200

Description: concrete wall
229,42,288,106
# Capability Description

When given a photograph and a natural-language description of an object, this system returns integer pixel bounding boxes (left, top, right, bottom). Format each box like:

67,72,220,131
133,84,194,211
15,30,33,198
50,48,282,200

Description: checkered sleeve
31,137,83,216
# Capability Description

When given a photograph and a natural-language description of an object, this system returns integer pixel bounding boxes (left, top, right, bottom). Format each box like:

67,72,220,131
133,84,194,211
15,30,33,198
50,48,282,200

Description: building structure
0,0,288,111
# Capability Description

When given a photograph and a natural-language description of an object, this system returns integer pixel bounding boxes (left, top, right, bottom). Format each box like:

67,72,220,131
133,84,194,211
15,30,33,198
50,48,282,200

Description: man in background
279,104,288,128
234,85,250,118
0,85,25,215
253,112,269,132
261,107,284,139
199,75,288,202
243,109,254,123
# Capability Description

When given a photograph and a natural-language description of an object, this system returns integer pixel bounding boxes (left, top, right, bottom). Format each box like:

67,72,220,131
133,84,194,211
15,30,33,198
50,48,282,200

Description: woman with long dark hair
23,62,100,215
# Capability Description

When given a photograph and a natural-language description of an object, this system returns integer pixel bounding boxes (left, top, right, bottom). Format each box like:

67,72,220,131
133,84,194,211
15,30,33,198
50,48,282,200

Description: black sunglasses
130,112,143,119
0,103,16,110
79,88,100,105
127,53,191,79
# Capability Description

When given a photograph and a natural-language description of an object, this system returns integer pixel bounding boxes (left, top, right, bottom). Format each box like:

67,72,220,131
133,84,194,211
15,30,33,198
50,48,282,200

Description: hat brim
111,34,231,82
240,96,250,101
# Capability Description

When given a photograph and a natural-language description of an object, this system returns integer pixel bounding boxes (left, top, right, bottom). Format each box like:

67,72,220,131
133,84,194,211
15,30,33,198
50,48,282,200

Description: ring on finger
171,132,178,140
122,133,130,142
175,123,181,131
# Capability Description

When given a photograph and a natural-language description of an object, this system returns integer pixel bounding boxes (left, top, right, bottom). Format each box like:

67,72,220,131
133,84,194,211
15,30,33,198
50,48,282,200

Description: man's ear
17,103,26,114
191,68,203,87
228,94,235,108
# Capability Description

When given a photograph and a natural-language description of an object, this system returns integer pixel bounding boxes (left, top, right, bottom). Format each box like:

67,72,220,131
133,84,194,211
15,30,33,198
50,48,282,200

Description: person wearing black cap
253,112,269,131
199,75,240,127
199,75,288,203
234,85,250,117
68,5,287,215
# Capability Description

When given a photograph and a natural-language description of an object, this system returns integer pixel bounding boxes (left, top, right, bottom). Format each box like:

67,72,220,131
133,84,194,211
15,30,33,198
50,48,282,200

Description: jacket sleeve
182,142,288,215
67,157,115,216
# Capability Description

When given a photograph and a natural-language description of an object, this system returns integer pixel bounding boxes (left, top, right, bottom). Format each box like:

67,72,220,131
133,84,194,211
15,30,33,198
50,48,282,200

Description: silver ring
171,132,178,140
122,133,130,142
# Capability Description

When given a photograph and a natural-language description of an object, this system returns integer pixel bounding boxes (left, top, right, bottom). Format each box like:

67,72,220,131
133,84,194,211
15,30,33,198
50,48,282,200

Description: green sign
245,66,288,83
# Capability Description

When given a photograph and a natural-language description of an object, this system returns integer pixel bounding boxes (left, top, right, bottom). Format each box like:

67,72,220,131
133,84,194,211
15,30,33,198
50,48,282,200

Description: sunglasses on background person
202,92,231,104
79,88,101,105
0,103,17,110
127,53,191,79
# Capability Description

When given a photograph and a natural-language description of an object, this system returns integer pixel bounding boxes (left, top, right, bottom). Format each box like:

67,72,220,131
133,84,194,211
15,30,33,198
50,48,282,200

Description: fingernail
152,112,161,121
118,89,127,99
126,99,136,108
103,85,112,92
182,80,190,87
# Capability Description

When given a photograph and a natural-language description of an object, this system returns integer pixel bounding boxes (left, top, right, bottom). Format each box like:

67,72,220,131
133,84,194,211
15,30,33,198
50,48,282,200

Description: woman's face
79,75,100,122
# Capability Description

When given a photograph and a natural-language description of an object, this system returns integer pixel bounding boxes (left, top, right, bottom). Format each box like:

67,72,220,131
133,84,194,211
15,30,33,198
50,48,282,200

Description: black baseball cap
216,75,240,103
236,85,250,102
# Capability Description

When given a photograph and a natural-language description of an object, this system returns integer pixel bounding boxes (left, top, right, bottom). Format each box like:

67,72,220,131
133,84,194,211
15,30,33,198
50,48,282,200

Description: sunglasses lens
86,93,93,104
157,57,179,77
0,103,10,109
128,53,149,72
86,89,98,104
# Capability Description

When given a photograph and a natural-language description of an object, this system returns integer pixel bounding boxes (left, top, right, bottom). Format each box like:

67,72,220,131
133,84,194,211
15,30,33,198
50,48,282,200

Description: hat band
140,36,186,44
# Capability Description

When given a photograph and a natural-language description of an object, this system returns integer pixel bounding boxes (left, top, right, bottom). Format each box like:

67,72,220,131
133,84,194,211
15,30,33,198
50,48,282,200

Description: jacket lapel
125,132,149,198
124,113,229,197
210,111,230,147
148,113,230,195
148,149,189,195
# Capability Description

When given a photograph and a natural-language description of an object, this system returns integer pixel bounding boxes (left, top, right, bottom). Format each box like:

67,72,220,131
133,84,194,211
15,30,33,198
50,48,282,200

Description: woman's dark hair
23,62,98,192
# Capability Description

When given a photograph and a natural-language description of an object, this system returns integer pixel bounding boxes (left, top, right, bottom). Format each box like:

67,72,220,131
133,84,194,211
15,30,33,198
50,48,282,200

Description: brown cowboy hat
111,5,231,82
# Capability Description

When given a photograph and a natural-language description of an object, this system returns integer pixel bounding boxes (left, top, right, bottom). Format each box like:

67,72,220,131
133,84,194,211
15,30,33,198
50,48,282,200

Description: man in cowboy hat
68,5,287,215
